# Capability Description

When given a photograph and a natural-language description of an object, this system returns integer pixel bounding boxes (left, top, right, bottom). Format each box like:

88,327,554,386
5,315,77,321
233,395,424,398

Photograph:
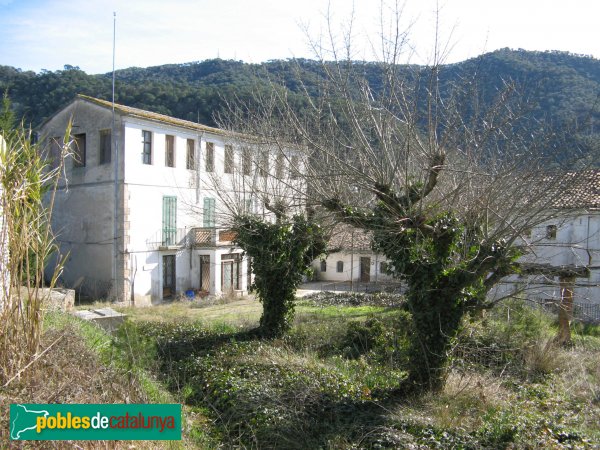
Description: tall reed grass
0,124,68,385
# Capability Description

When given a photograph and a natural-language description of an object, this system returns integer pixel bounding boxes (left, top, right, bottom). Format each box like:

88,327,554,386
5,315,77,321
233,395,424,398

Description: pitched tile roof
552,170,600,208
78,94,227,136
327,224,373,251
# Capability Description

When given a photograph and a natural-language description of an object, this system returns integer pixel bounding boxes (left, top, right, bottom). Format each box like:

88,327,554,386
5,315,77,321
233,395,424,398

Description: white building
40,95,292,305
315,173,600,319
311,225,396,288
493,171,600,318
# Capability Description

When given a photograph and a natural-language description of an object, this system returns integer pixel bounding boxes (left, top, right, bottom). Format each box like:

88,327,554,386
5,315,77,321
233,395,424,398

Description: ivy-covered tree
234,214,326,338
220,6,595,392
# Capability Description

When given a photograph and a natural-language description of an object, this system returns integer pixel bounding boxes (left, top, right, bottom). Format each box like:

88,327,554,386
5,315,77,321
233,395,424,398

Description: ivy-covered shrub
452,299,558,377
341,312,412,369
235,215,326,338
301,291,405,308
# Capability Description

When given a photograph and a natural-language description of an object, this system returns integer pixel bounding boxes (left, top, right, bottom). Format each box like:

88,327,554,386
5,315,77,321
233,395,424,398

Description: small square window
546,225,557,240
380,261,388,274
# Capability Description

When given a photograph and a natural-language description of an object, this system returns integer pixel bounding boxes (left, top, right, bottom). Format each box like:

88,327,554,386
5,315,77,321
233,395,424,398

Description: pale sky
0,0,598,74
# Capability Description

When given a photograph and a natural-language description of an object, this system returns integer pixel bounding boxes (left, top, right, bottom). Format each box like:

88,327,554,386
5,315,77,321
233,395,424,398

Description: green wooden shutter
203,197,215,227
162,196,177,245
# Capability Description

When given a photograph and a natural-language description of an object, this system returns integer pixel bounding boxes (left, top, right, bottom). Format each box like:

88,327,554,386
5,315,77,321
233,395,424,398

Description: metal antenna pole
112,11,120,301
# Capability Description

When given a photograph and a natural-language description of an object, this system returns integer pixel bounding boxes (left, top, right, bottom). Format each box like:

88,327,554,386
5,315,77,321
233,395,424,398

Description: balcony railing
146,227,237,250
145,228,188,250
192,227,237,247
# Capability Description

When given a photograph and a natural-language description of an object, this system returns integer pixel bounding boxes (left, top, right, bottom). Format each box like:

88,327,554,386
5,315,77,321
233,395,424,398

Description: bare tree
205,133,326,338
216,4,595,392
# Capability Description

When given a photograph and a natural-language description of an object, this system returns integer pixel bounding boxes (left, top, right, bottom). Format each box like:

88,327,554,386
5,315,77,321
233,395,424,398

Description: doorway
221,253,241,293
360,257,371,283
199,255,210,292
162,255,176,298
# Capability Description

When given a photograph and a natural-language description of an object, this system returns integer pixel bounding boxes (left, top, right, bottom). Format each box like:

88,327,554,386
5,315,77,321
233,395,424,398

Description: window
320,260,327,272
221,253,242,291
224,144,234,174
162,196,177,246
72,133,86,167
49,137,62,169
186,139,195,169
142,130,152,164
380,261,388,274
336,261,344,273
290,155,299,180
258,150,269,177
275,153,284,179
242,147,252,176
546,225,557,240
165,135,175,167
99,129,111,164
205,142,214,172
203,197,216,227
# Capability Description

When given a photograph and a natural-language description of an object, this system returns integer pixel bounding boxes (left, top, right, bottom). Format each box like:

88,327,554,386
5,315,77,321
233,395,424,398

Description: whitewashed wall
313,251,395,284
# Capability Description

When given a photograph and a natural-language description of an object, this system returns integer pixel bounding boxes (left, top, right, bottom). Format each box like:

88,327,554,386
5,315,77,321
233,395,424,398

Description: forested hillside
1,48,599,137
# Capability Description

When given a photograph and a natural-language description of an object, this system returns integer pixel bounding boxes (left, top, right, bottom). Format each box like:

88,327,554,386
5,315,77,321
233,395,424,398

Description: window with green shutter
203,197,215,227
162,196,177,246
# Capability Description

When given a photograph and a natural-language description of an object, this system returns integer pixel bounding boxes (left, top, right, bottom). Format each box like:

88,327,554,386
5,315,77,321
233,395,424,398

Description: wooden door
162,255,176,298
360,257,371,283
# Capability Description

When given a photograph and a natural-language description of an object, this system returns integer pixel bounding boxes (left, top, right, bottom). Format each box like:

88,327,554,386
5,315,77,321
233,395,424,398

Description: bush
301,291,404,307
453,299,559,378
341,312,412,369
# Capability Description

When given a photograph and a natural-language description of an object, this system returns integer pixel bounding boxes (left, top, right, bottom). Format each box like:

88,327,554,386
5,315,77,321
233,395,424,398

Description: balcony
144,228,188,251
158,227,188,250
145,227,237,250
192,227,237,248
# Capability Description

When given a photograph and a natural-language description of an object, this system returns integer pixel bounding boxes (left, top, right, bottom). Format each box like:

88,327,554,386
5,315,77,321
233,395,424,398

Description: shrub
452,299,559,378
301,291,404,308
341,312,412,369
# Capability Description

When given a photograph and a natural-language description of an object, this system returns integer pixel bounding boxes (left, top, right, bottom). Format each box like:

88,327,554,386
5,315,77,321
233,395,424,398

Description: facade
40,95,290,305
492,172,600,313
315,174,600,314
311,225,396,287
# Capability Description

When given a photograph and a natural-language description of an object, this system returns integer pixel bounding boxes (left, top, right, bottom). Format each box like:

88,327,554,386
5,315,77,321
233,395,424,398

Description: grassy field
7,293,597,448
112,293,600,449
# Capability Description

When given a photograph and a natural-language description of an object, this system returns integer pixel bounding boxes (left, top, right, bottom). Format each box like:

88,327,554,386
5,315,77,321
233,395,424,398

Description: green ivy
234,215,327,338
328,189,522,393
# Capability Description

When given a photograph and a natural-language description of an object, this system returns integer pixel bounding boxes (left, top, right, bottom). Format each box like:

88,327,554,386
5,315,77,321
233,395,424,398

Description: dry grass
390,370,513,433
115,296,263,326
0,323,186,449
